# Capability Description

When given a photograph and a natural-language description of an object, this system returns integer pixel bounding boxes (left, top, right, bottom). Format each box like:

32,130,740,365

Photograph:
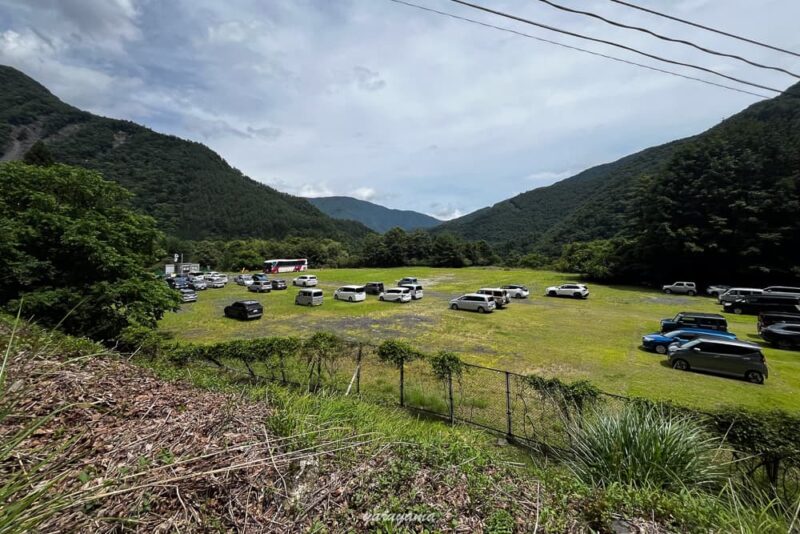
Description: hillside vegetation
308,195,441,233
0,65,371,241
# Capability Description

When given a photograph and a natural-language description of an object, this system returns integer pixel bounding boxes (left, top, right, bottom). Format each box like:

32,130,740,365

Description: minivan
718,287,763,304
379,287,412,303
449,293,496,313
477,288,510,308
661,312,727,333
399,283,424,300
334,285,366,302
668,339,768,384
364,282,385,295
295,288,323,306
723,294,800,315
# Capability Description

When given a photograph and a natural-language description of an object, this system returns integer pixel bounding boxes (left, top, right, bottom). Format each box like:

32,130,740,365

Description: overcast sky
1,0,799,219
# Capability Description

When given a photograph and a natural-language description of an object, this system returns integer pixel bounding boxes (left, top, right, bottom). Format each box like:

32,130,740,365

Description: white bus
264,258,308,274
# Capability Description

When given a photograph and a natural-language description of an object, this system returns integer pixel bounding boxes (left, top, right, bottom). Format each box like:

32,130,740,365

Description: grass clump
565,402,722,491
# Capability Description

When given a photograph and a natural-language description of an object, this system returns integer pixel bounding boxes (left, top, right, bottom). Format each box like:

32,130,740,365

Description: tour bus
264,258,308,274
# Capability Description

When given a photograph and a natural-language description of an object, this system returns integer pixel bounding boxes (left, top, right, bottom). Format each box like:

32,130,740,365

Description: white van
334,285,366,302
379,287,412,303
398,283,423,300
295,288,323,306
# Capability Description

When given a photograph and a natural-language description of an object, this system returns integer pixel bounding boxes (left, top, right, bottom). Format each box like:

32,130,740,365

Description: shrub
429,350,464,382
566,402,722,491
376,339,424,368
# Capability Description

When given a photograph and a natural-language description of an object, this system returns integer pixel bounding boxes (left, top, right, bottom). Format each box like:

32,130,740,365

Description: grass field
158,267,800,412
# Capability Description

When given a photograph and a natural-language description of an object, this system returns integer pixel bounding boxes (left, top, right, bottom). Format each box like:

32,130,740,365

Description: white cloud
351,187,377,201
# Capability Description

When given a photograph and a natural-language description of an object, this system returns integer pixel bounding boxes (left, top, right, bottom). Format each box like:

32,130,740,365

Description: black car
760,323,800,350
365,282,385,295
757,312,800,333
723,294,800,315
223,300,263,320
764,286,800,295
271,279,287,290
167,277,189,289
661,312,727,333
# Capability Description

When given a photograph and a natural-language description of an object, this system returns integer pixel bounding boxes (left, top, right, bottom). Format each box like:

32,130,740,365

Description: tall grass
565,402,723,491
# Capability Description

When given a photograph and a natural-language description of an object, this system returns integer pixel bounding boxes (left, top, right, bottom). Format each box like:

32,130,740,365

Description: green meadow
159,267,800,412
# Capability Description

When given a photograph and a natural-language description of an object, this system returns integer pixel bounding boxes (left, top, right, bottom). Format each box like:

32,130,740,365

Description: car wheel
664,289,672,294
450,304,458,310
777,340,792,350
573,292,581,298
733,307,743,315
477,306,485,313
379,296,384,301
672,359,689,371
349,296,353,302
655,345,667,355
687,290,696,296
745,371,764,385
548,290,556,297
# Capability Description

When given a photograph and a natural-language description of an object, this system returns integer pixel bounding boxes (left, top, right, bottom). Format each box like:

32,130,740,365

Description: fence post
399,358,405,407
356,343,362,395
505,371,512,438
448,371,455,424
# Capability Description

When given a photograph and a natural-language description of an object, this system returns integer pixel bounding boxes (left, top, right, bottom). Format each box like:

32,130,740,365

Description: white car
546,283,589,299
204,271,228,284
379,287,412,303
662,281,697,295
334,285,366,302
234,274,254,286
205,276,225,288
502,284,530,299
398,283,423,300
293,274,318,287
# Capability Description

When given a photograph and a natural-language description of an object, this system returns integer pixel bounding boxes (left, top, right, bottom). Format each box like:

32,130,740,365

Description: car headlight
643,336,653,341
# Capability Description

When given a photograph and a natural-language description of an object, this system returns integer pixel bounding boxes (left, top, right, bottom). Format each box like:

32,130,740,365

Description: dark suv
757,312,800,333
760,323,800,350
660,312,727,333
224,300,263,320
167,277,189,289
365,282,385,295
668,339,768,384
723,294,800,315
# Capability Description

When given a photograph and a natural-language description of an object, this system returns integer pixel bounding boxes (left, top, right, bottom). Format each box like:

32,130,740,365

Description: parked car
271,279,287,290
546,283,589,299
293,274,317,287
179,288,197,303
662,281,697,295
205,276,225,288
661,312,727,333
723,294,800,315
502,284,530,299
449,293,496,313
764,286,800,295
204,272,228,284
295,288,324,306
167,277,189,289
705,284,731,297
248,280,272,293
757,312,800,333
668,339,768,384
379,287,412,303
641,328,737,355
477,288,510,308
334,285,366,302
188,277,207,290
718,287,763,304
224,300,263,320
760,323,800,350
398,277,418,286
234,274,254,286
252,273,269,282
399,283,424,300
365,282,385,295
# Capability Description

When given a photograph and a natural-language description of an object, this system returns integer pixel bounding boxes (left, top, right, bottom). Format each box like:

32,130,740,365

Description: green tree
22,140,54,166
0,162,180,340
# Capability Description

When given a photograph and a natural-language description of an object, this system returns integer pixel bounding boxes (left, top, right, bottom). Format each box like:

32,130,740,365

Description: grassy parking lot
159,267,800,412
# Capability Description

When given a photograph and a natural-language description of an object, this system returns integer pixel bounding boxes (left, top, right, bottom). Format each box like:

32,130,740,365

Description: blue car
642,328,737,354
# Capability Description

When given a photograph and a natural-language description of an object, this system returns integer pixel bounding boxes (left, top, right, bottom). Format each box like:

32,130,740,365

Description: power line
447,0,784,94
608,0,800,59
533,0,800,79
387,0,770,99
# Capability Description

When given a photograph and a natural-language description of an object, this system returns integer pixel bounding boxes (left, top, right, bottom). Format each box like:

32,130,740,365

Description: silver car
719,287,763,304
477,288,510,308
449,293,496,313
662,281,697,295
295,288,323,306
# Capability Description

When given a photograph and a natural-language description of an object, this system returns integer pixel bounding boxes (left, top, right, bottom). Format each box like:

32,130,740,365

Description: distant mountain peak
306,196,441,233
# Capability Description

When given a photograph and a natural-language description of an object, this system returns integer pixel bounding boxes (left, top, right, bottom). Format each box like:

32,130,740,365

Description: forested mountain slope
307,196,441,233
0,66,371,241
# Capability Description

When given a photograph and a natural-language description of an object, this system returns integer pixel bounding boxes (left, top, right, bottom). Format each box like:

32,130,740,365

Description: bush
566,403,722,491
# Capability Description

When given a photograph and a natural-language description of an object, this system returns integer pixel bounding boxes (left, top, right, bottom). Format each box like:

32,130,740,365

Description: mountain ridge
0,65,372,242
306,195,441,233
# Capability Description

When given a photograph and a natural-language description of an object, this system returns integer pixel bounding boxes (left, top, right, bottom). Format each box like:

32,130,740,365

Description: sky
1,0,799,220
